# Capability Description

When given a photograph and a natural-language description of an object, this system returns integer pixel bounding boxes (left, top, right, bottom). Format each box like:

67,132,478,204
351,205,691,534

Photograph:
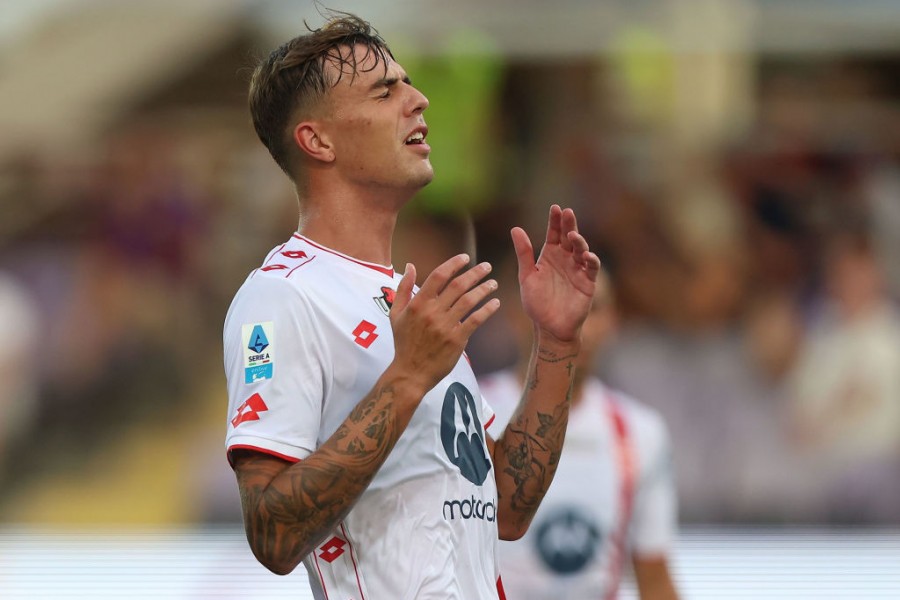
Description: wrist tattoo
536,348,578,364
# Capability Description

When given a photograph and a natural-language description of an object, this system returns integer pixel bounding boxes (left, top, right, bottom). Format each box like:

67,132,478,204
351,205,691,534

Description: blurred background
1,0,899,597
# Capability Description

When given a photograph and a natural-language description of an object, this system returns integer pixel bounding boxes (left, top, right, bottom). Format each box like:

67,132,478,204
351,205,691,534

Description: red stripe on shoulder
251,243,288,278
286,255,317,278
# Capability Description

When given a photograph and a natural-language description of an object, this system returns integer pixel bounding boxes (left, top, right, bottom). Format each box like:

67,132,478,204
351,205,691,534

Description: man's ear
293,121,335,163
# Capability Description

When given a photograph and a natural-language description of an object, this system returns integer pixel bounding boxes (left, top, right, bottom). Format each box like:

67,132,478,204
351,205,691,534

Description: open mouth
405,129,427,145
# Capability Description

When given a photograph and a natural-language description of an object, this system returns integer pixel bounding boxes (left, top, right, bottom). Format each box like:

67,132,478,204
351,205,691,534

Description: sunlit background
1,0,899,597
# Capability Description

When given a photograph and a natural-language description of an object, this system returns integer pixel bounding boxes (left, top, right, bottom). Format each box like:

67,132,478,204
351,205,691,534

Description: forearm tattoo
235,382,403,572
496,347,577,530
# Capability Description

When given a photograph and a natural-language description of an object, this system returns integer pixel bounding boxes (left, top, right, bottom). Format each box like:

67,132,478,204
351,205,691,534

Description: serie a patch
242,321,275,384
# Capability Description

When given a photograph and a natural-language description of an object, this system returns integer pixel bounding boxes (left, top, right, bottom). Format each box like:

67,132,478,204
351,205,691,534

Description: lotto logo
318,536,347,563
352,320,378,348
231,393,269,427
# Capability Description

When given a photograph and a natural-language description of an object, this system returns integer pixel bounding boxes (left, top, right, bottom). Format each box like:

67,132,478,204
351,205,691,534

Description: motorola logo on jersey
440,382,492,486
442,495,496,522
534,507,602,574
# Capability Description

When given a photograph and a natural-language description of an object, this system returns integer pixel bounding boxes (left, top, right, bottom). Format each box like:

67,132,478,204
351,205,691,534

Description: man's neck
297,182,413,266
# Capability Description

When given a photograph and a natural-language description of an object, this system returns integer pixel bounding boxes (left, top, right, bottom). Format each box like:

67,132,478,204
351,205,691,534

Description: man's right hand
389,254,500,392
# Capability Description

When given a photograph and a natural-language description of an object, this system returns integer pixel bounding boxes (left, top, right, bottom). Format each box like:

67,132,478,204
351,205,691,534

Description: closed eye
372,74,412,100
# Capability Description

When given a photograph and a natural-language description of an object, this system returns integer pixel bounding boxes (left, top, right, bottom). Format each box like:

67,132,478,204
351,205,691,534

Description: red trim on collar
293,234,395,277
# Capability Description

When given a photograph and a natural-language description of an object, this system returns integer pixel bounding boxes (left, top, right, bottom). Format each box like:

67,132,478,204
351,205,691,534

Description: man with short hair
223,13,601,599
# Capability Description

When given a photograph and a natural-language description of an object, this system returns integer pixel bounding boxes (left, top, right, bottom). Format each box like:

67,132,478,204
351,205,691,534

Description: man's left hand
511,204,601,343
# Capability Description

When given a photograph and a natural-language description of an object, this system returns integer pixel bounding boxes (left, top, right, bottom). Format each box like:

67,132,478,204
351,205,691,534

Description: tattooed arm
233,255,499,575
232,370,429,575
491,205,600,540
490,333,580,539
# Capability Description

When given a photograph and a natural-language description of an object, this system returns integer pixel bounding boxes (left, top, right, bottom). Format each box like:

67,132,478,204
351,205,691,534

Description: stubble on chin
418,163,435,187
404,161,434,190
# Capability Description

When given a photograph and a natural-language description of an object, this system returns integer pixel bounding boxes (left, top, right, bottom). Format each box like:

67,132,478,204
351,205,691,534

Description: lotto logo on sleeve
242,322,275,384
232,393,269,427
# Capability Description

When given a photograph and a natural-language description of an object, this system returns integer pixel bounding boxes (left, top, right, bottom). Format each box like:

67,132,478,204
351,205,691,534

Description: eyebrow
369,74,412,92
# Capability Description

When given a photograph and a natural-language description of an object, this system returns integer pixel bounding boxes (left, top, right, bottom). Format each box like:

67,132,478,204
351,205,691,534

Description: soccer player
479,270,680,600
222,13,601,599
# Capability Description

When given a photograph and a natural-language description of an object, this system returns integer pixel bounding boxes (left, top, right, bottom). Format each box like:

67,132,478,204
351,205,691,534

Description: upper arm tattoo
233,381,407,572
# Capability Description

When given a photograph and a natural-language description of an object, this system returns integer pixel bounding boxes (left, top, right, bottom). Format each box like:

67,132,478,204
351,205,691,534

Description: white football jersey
224,234,502,600
479,370,676,600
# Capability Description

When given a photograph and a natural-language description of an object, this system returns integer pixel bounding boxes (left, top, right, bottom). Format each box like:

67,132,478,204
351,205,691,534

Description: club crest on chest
373,286,395,316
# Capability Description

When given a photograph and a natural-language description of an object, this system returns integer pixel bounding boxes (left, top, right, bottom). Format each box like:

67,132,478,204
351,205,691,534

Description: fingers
542,205,579,253
391,262,416,316
413,254,498,327
449,277,498,323
511,227,535,281
566,229,602,280
459,296,501,338
440,261,494,312
567,230,590,266
582,251,602,281
559,208,578,253
417,253,471,298
544,204,562,245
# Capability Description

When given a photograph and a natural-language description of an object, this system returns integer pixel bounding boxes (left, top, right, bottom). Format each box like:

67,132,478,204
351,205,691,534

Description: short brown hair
248,13,392,178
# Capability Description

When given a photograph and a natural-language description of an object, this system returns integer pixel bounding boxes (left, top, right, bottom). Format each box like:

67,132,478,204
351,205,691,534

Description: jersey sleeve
628,411,678,557
223,275,330,465
480,387,497,436
477,371,517,438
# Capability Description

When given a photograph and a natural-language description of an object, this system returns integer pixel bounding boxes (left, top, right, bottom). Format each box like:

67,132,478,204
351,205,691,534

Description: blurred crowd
481,57,900,524
0,120,295,523
1,52,898,526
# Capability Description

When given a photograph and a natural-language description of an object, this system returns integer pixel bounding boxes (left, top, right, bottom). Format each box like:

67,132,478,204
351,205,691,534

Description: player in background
479,267,680,600
222,13,601,599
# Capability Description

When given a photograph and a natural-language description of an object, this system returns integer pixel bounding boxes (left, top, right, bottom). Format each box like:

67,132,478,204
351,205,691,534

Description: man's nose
408,86,429,115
